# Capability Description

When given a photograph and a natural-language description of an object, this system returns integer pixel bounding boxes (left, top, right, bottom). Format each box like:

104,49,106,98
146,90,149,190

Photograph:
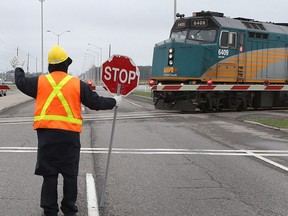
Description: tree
138,66,151,83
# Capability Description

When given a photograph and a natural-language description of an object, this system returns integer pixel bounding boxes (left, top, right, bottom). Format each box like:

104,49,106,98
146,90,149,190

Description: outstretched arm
80,81,116,110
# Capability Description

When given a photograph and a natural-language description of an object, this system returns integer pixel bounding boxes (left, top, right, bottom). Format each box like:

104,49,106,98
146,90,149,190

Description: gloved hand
10,56,25,69
113,95,122,107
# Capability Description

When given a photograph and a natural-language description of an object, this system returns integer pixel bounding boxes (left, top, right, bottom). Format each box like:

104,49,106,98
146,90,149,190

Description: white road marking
244,150,288,172
86,173,100,216
1,147,288,172
1,147,288,155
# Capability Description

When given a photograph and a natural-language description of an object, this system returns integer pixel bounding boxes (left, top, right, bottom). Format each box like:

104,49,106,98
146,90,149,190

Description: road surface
0,89,288,215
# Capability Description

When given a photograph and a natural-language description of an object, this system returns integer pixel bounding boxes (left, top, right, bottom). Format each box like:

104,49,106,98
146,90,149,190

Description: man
10,45,122,216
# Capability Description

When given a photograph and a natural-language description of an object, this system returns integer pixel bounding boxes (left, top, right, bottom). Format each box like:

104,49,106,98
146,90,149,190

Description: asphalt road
1,90,288,215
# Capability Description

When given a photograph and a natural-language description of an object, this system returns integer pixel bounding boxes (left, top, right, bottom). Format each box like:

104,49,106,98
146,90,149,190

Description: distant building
5,70,15,83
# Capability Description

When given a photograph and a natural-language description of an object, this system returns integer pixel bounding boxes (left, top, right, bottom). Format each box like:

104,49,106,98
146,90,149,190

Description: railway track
0,111,184,125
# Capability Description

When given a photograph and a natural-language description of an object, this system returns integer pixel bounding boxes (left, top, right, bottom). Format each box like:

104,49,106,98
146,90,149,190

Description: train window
229,32,237,48
220,31,237,48
239,33,244,45
248,32,269,40
170,30,187,40
263,34,268,39
220,31,229,47
249,32,255,38
187,29,216,43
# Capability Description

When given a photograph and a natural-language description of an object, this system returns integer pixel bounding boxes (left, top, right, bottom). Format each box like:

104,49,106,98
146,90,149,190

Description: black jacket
15,68,116,176
15,68,116,110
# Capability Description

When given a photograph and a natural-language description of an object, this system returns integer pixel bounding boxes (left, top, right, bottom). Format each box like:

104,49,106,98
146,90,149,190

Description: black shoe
43,212,58,216
61,205,78,216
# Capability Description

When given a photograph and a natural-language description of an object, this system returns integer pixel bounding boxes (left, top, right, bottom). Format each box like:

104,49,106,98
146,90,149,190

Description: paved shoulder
0,89,33,113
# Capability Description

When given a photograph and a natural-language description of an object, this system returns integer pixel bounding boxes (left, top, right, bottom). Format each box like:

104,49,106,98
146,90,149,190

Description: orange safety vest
34,71,83,132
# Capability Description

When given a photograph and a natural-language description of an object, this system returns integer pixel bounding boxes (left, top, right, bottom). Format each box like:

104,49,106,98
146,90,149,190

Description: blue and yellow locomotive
150,11,288,111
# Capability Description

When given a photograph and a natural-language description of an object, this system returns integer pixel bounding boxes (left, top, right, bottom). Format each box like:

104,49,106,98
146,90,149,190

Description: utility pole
27,53,30,73
39,0,45,74
174,0,177,22
109,44,111,58
36,58,38,74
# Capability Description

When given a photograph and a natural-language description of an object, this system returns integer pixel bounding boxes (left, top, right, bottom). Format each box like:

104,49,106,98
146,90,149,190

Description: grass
246,118,288,128
132,90,152,98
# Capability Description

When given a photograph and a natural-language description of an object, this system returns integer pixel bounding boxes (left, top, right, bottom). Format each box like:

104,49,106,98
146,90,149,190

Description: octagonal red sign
101,55,140,96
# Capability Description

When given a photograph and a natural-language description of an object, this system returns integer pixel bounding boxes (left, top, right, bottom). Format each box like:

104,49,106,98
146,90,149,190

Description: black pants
41,173,78,216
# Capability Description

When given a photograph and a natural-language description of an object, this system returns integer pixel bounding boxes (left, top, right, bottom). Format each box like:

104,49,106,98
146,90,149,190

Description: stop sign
101,55,140,97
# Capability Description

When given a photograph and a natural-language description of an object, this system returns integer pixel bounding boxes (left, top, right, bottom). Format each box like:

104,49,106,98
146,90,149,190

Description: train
149,11,288,111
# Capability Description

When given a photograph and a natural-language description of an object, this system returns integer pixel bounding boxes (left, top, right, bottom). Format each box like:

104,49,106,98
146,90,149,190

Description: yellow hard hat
48,45,69,64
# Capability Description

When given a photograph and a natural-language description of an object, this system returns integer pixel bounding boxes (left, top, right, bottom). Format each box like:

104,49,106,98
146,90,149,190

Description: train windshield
188,29,216,43
170,29,216,43
170,30,188,40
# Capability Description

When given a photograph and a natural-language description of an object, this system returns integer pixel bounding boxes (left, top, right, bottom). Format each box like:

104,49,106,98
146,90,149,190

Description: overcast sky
0,0,287,76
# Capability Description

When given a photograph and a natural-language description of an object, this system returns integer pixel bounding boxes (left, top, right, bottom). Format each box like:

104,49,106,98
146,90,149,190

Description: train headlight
168,48,174,66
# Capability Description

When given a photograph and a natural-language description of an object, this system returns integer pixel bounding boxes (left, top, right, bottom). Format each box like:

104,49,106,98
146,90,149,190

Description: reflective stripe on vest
34,74,82,125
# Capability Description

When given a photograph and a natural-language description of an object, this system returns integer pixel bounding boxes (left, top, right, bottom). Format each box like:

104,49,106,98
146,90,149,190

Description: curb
244,120,288,132
0,90,34,114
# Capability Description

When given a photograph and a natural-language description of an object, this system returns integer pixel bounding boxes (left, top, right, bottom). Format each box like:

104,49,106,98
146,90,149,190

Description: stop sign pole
100,55,139,207
100,83,121,207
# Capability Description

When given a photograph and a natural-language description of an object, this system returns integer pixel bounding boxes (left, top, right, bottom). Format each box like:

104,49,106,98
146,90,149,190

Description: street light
88,43,102,65
88,44,103,85
86,49,100,84
47,30,70,45
39,0,45,74
174,0,177,22
83,53,98,81
86,49,99,65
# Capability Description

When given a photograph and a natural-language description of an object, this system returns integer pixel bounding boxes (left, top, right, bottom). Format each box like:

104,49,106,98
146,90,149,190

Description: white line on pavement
86,173,100,216
1,147,288,156
2,147,288,172
244,150,288,172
